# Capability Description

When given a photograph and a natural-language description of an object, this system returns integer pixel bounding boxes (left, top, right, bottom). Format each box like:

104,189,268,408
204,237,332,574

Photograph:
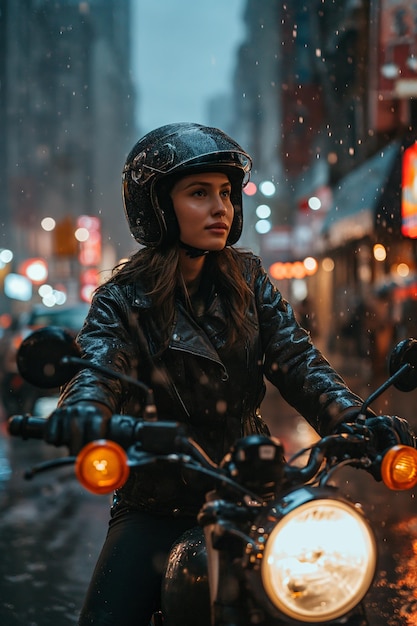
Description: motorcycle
7,326,417,626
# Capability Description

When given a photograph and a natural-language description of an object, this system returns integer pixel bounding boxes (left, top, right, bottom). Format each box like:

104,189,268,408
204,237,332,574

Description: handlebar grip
8,415,47,440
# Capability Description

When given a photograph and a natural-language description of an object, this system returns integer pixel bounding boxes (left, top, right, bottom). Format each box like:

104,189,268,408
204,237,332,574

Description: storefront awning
322,141,400,247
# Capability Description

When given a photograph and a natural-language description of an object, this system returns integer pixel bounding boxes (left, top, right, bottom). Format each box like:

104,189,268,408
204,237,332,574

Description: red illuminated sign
77,215,101,301
77,215,101,267
401,142,417,238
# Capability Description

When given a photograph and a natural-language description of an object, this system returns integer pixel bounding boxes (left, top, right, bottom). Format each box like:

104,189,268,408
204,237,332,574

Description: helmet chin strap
179,240,210,258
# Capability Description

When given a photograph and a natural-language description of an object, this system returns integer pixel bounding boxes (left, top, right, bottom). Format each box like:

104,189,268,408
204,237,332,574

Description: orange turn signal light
75,440,130,495
381,445,417,491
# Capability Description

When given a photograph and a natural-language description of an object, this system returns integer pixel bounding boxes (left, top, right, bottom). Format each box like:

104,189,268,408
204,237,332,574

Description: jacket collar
169,304,225,369
130,282,152,309
129,281,226,369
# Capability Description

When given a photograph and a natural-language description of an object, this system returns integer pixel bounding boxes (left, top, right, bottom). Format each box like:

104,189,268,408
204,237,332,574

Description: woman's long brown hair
106,244,255,349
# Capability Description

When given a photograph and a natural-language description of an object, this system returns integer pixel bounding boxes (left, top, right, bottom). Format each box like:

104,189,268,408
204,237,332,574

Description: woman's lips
206,222,228,232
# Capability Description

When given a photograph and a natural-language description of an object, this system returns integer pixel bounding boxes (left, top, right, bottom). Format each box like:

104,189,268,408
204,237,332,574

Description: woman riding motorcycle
44,122,416,626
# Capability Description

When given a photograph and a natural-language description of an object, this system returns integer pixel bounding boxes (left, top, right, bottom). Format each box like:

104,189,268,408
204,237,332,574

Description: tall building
231,0,372,243
0,0,137,310
231,0,417,351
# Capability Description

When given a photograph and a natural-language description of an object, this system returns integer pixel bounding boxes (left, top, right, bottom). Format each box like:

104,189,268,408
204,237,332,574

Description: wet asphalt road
0,429,109,625
0,352,417,626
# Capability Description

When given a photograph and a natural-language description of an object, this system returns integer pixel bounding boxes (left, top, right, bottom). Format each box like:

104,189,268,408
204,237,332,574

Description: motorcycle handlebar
8,414,47,440
7,412,370,457
11,413,416,494
7,413,218,470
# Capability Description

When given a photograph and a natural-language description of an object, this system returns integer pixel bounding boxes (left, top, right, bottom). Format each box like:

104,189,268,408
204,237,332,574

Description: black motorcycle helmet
122,122,252,247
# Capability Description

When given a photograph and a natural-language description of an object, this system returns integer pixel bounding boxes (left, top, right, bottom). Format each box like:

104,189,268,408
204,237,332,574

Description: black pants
78,505,196,626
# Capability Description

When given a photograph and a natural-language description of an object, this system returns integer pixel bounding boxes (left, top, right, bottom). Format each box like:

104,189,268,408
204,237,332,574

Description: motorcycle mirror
16,326,82,388
389,338,417,392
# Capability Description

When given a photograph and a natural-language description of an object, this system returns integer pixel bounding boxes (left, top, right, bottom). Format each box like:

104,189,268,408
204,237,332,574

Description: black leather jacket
59,253,364,515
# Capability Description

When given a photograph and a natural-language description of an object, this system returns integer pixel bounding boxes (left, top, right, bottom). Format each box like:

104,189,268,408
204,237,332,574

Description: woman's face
170,171,234,251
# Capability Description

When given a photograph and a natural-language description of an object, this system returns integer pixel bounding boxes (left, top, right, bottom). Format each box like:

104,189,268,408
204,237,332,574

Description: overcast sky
132,0,245,133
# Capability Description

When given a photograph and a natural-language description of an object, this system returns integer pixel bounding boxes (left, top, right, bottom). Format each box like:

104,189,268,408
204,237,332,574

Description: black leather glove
45,402,111,455
334,412,416,481
364,415,416,452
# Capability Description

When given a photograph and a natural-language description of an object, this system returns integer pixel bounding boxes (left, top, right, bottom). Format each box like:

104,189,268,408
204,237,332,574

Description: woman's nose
212,194,227,214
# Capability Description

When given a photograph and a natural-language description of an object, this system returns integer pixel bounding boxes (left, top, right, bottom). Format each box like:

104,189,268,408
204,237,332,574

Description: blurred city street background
2,0,417,624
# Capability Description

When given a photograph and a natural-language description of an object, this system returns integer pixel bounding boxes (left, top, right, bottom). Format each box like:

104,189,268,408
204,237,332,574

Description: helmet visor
126,147,252,187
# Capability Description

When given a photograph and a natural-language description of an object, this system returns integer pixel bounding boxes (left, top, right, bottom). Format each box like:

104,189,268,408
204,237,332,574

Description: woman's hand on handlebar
45,402,112,455
364,415,417,451
333,412,416,480
334,409,416,450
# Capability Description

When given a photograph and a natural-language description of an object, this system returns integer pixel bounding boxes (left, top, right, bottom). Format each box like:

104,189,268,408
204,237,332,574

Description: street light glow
322,257,335,272
255,219,272,234
396,263,409,278
243,181,257,196
38,284,53,297
259,181,276,197
256,204,272,219
373,244,386,261
75,227,90,242
20,258,48,283
308,196,321,210
27,261,48,282
41,217,56,231
304,256,318,274
0,249,13,264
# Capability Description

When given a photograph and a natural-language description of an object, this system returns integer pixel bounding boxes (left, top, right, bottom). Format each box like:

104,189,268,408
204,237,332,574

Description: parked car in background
0,302,89,418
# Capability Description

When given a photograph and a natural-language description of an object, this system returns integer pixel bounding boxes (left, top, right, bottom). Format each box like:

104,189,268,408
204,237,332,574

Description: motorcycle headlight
261,499,376,623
